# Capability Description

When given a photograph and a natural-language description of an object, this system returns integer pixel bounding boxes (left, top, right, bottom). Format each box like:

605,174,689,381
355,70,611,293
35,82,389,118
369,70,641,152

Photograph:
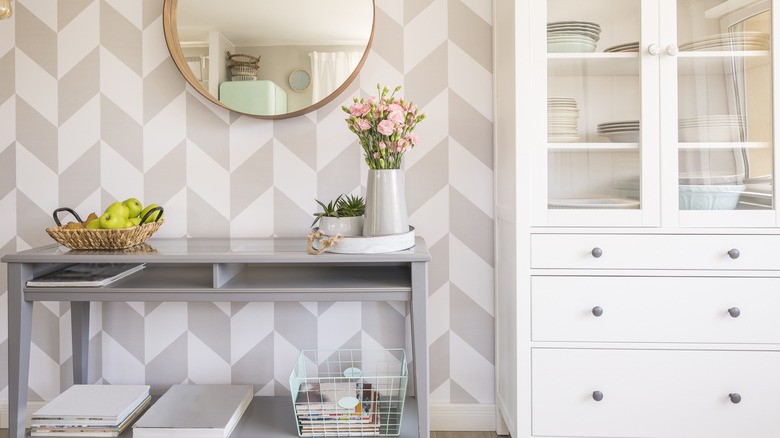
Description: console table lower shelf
23,397,420,437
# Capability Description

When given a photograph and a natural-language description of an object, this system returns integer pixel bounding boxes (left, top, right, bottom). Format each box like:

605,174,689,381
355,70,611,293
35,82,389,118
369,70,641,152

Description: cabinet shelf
678,141,770,150
678,51,769,75
79,397,420,438
548,52,638,76
549,142,639,151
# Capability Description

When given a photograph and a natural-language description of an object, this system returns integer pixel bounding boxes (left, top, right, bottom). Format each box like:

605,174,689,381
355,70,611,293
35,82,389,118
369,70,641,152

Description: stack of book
294,382,380,436
30,385,151,437
132,384,253,438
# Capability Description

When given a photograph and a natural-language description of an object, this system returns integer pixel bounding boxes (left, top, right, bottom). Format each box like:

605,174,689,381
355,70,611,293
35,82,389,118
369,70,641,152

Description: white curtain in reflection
309,51,362,103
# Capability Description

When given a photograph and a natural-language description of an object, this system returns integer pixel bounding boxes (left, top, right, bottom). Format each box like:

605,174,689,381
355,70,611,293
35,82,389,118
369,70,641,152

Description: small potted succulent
312,194,365,236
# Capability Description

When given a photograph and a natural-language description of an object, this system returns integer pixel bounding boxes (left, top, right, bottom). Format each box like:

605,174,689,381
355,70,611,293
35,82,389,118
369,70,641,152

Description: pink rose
388,103,403,113
367,96,377,105
348,102,363,117
387,110,405,124
405,133,420,145
378,120,395,136
356,118,371,131
349,102,370,117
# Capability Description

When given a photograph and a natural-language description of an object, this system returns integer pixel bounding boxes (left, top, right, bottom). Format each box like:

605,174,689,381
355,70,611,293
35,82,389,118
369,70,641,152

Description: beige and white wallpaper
0,0,494,409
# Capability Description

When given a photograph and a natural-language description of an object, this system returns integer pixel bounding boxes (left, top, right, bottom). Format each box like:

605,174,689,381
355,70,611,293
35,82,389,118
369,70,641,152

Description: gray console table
2,237,431,438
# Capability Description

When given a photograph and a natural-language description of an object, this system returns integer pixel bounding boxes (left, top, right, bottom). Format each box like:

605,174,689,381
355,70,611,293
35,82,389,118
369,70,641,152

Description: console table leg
71,301,90,384
410,262,429,438
8,263,33,438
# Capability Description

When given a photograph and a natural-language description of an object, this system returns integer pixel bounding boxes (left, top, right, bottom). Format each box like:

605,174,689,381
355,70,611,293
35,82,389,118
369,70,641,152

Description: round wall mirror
163,0,375,119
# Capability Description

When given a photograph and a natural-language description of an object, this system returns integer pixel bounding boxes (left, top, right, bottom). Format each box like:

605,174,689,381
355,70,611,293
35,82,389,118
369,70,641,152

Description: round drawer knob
729,393,742,404
666,44,679,56
648,43,660,55
728,307,741,318
592,391,604,402
592,306,604,317
591,247,603,258
728,248,740,259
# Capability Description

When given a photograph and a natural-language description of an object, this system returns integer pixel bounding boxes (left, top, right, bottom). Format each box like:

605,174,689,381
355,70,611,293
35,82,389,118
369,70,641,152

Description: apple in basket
98,212,126,229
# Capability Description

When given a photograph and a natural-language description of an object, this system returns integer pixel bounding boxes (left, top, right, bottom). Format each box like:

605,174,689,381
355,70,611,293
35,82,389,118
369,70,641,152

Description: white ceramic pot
318,216,364,236
363,169,409,236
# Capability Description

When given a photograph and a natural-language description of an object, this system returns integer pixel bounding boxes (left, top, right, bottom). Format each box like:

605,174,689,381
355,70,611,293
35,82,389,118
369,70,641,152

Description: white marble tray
312,226,416,254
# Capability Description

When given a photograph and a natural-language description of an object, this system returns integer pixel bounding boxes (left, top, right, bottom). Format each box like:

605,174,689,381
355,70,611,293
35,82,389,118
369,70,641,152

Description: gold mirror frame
162,0,375,120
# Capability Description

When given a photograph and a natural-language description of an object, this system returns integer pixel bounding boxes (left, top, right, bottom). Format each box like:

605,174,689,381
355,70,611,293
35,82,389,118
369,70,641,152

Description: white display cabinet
527,0,777,228
493,0,780,437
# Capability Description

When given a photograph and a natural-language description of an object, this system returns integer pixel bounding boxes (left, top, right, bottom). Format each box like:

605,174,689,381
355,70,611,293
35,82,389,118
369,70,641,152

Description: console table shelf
3,237,430,438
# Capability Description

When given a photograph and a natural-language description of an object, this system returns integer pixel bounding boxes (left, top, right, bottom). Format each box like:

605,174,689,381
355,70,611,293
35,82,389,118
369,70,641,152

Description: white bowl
317,216,364,236
678,125,741,142
601,131,640,143
678,184,746,210
548,41,597,53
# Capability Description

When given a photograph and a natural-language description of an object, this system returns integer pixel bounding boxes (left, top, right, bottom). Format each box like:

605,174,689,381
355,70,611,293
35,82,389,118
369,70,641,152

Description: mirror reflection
167,0,374,118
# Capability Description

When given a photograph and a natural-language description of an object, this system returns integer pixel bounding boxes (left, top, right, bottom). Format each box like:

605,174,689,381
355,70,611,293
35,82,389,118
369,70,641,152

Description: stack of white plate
678,115,746,142
680,31,769,52
547,21,601,53
548,97,579,143
597,120,639,143
604,41,639,53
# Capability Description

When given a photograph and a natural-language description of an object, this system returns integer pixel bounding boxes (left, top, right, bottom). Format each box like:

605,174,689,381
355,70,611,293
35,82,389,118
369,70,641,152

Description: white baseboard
430,402,496,431
0,400,47,428
0,401,497,432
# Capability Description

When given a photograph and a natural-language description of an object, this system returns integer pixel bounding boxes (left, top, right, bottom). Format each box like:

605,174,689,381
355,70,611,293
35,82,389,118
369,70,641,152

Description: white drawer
532,349,780,437
532,276,780,343
531,233,780,270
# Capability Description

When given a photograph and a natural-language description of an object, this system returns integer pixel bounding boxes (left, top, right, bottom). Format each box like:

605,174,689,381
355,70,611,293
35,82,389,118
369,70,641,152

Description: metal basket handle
140,206,164,224
53,207,84,227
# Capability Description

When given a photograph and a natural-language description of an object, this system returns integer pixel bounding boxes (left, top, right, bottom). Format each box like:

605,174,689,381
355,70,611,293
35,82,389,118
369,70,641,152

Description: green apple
140,204,163,224
122,198,143,218
104,202,130,219
99,212,126,229
129,217,142,226
86,219,102,229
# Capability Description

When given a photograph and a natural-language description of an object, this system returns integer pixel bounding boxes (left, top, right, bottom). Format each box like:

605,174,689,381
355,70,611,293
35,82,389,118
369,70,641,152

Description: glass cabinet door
671,0,775,226
540,0,659,226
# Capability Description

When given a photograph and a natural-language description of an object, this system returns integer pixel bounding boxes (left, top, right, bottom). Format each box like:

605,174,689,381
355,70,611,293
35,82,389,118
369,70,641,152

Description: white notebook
133,384,253,438
32,384,151,426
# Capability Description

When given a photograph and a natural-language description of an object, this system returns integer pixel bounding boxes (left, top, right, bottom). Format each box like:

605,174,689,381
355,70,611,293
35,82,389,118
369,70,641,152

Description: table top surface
2,237,431,264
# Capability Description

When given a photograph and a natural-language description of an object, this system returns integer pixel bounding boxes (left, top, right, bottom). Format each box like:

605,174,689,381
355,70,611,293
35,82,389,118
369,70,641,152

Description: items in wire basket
290,349,408,437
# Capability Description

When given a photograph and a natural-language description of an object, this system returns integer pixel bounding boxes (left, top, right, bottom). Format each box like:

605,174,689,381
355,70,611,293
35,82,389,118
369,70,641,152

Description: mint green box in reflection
219,80,287,116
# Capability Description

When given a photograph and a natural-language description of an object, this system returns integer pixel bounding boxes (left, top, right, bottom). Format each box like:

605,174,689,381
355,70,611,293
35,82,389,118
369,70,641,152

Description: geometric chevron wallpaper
0,0,494,409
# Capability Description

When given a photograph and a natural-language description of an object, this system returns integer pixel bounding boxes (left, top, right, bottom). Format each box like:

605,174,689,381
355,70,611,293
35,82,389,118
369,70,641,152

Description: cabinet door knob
729,393,741,404
592,306,604,317
728,307,741,318
728,248,740,259
666,44,679,56
591,247,603,258
647,43,660,55
592,391,604,401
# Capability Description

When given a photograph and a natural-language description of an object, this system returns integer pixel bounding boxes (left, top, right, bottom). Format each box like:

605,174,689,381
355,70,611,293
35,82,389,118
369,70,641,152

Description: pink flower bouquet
343,84,426,169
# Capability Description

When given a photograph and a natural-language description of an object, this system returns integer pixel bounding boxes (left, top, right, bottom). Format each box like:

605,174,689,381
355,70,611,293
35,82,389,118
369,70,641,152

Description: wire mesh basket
230,65,259,77
289,349,408,437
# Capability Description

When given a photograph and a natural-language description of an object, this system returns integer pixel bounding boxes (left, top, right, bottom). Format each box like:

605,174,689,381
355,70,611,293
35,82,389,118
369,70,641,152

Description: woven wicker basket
230,65,259,77
227,52,260,65
46,207,164,250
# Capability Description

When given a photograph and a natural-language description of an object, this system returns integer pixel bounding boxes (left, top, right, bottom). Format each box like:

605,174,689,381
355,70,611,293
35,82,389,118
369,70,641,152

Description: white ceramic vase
363,169,409,236
318,216,364,236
